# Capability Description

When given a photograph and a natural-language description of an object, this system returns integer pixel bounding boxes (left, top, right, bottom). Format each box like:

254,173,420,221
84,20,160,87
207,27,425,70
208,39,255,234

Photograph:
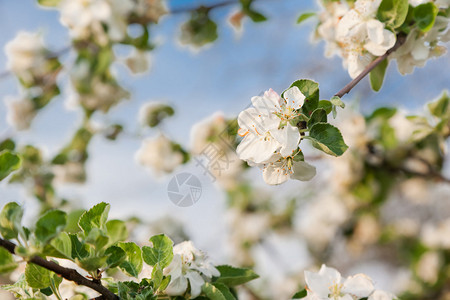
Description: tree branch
170,0,240,14
335,34,407,98
0,238,118,300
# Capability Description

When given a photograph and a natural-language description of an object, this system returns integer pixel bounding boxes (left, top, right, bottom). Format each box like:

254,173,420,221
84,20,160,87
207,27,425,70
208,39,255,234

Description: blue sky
0,0,449,261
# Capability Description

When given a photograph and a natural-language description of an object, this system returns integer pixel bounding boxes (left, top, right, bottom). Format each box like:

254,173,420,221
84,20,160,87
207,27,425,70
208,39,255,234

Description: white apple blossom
304,264,375,299
59,0,134,43
336,0,396,78
316,1,350,58
133,0,168,23
262,154,316,185
164,241,220,298
237,87,305,165
368,290,397,300
4,31,46,78
75,78,129,112
392,17,449,75
125,50,151,74
135,134,184,174
5,97,36,131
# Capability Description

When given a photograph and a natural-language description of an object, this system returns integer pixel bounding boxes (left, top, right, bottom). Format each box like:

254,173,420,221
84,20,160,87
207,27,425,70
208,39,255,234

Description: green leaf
25,263,51,289
246,10,267,22
377,0,409,29
118,242,143,278
285,79,319,116
48,232,72,258
202,282,237,300
37,0,61,7
308,108,327,128
35,210,67,244
366,107,397,121
0,139,15,152
0,150,21,181
106,220,128,245
428,91,449,118
306,123,348,156
297,12,315,24
330,96,345,109
69,234,89,260
369,59,389,92
414,2,438,32
214,265,259,287
105,246,126,269
0,202,23,240
292,288,307,299
180,9,218,47
318,100,333,114
78,202,110,235
65,209,85,233
77,255,108,271
0,247,18,273
142,234,174,269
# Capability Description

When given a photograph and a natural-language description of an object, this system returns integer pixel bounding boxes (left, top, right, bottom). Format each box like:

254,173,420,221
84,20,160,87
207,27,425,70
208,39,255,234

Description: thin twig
0,238,118,300
335,34,407,98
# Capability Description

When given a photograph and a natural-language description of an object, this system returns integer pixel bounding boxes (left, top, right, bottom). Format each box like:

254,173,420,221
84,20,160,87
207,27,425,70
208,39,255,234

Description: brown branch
0,238,118,300
335,34,407,98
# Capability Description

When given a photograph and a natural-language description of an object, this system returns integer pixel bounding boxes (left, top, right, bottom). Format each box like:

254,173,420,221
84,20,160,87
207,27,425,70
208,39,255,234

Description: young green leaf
428,91,449,118
414,2,438,32
330,96,345,109
105,245,127,269
37,0,61,7
106,220,128,245
214,265,259,286
0,150,21,181
25,263,52,289
369,58,389,92
142,234,174,269
292,288,307,299
78,202,110,235
297,12,316,24
0,202,24,240
35,210,67,244
377,0,409,29
306,123,348,156
0,247,18,273
202,282,236,300
308,108,327,128
118,242,143,278
318,100,333,114
47,232,72,259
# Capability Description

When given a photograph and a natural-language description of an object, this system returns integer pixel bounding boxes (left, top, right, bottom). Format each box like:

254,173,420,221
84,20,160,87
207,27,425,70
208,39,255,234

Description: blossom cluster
315,0,450,78
299,264,396,300
164,241,220,298
236,87,317,185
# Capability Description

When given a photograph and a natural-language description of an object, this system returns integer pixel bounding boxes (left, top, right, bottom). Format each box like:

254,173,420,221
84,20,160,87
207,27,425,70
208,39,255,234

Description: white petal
342,274,374,298
165,275,188,296
318,264,342,284
305,270,333,298
186,271,205,298
237,107,262,131
411,42,430,60
270,124,300,157
368,289,396,300
262,163,289,185
251,91,280,115
283,86,305,109
366,19,385,45
236,133,280,164
291,161,317,181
